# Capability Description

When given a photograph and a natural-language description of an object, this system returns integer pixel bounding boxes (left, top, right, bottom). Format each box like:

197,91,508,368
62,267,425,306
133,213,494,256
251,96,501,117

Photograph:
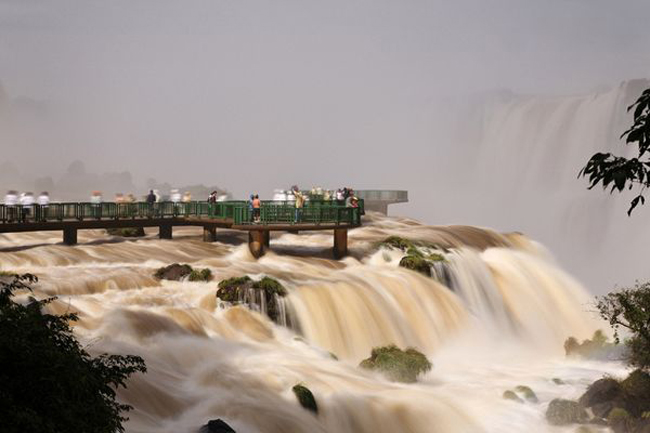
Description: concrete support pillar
203,226,217,242
287,230,299,235
159,224,173,239
263,230,270,247
333,228,348,259
248,230,266,258
63,227,77,245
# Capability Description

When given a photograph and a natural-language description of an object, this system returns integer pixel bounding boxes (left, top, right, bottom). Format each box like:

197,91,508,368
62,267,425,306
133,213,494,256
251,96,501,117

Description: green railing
0,199,363,226
225,200,363,226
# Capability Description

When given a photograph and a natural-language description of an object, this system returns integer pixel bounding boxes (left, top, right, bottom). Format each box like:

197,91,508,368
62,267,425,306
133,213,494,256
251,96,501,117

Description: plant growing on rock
216,275,288,324
0,274,146,433
189,268,212,282
359,344,432,383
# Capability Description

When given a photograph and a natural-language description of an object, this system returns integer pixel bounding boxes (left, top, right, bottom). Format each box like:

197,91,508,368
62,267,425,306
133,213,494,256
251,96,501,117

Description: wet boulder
292,384,318,414
545,399,588,425
578,378,623,419
515,385,539,403
199,419,236,433
154,263,193,281
503,390,523,403
189,268,212,282
359,344,432,383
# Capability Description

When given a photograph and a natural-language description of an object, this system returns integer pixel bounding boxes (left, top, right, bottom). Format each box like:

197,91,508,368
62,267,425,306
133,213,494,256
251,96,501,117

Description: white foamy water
0,213,628,432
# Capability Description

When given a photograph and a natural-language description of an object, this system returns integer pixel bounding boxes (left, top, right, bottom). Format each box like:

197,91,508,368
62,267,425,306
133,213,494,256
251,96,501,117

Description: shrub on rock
546,399,588,425
189,268,212,282
564,330,626,361
380,236,416,251
399,255,432,277
359,344,432,383
216,275,288,323
292,384,318,414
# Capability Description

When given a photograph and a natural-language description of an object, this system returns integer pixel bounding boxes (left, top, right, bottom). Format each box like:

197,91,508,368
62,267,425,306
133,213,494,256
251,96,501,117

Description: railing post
333,228,348,259
63,227,77,245
159,224,172,239
203,225,217,242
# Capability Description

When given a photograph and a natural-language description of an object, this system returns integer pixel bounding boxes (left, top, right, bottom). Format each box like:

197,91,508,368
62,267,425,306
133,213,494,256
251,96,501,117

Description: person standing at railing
20,192,35,222
37,191,50,221
293,186,304,223
90,191,102,219
146,189,156,217
252,194,261,223
4,190,18,222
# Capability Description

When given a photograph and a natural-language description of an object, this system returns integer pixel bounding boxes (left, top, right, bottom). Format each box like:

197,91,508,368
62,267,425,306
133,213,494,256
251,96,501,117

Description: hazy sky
0,0,649,202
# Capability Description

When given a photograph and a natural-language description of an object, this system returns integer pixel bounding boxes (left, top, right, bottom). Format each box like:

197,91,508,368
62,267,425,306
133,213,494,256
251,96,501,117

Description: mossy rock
515,385,539,403
399,255,432,277
546,398,588,425
379,236,416,251
216,275,287,323
189,268,212,282
292,384,318,414
106,227,145,237
252,276,287,297
154,263,193,281
359,344,432,383
428,253,446,262
503,390,523,403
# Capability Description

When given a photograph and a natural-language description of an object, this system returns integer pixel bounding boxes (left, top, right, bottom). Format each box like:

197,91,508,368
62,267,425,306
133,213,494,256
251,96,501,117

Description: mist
1,0,650,293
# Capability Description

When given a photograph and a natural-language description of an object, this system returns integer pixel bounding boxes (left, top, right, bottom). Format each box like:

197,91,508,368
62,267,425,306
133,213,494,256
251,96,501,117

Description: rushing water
0,213,628,432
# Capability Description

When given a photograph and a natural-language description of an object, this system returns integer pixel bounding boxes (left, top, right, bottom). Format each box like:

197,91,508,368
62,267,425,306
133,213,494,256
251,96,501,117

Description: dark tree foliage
0,274,146,433
579,88,650,215
596,281,650,370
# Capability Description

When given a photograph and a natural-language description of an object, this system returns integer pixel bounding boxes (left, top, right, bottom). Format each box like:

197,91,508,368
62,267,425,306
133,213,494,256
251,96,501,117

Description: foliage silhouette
0,273,146,433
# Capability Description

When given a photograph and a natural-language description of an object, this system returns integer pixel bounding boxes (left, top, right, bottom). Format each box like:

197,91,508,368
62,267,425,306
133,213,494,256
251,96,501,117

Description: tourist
182,191,192,203
146,190,156,204
336,188,344,202
20,192,35,222
252,194,261,222
4,190,18,222
293,186,304,223
90,191,102,219
37,192,50,221
248,194,254,222
170,189,181,203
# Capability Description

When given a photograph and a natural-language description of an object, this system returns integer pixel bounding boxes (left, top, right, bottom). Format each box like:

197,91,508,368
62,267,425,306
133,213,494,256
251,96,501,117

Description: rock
399,255,432,277
216,275,288,324
106,227,145,237
359,344,432,383
154,263,193,281
553,378,565,385
199,419,236,433
546,399,588,426
620,369,650,417
608,408,631,433
292,384,318,414
515,385,539,403
578,378,623,419
503,390,524,403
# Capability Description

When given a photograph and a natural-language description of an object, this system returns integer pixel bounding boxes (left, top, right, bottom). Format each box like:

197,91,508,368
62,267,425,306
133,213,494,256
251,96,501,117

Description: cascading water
0,214,626,433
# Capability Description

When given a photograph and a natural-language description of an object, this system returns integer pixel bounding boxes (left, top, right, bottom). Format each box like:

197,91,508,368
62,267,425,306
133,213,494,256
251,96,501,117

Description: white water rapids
0,213,628,432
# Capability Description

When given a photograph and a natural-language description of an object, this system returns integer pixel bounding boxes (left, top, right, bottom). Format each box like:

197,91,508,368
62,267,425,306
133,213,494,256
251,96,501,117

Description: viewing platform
0,200,364,259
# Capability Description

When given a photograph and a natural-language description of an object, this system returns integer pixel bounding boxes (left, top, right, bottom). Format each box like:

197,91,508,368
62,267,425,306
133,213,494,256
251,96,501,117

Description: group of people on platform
247,186,359,224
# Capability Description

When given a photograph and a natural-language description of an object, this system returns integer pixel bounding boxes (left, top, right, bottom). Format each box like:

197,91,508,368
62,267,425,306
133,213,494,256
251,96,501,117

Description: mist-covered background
1,0,649,294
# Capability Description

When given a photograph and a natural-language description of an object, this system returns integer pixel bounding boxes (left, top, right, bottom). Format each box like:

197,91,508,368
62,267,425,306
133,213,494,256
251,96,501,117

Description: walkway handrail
0,199,363,226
